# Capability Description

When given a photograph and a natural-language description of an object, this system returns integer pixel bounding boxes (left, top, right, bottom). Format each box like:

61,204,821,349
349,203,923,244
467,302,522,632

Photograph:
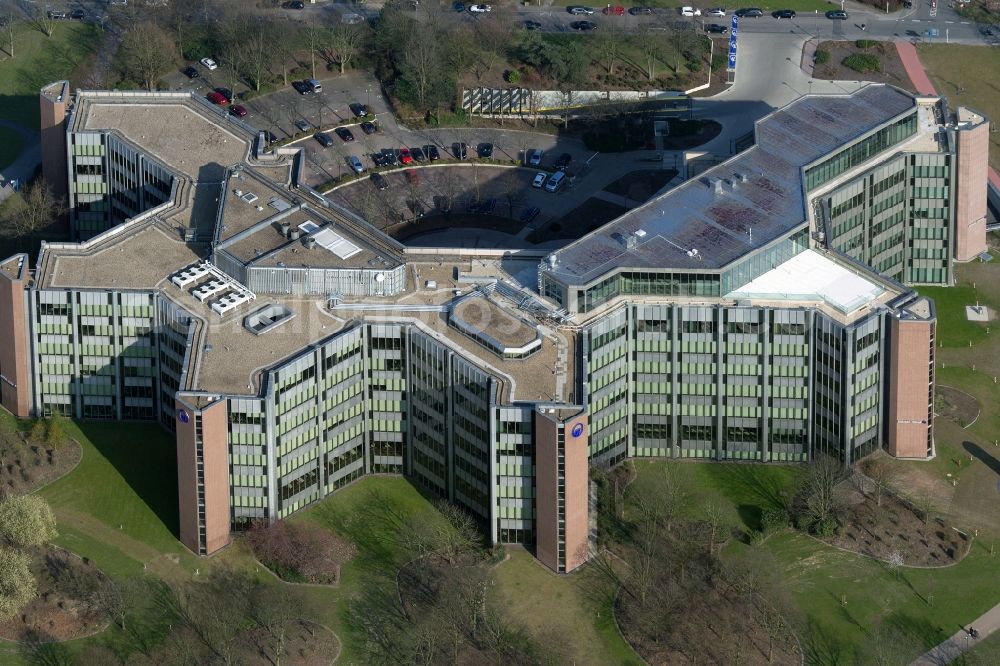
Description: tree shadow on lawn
963,441,1000,479
699,463,799,531
74,421,180,541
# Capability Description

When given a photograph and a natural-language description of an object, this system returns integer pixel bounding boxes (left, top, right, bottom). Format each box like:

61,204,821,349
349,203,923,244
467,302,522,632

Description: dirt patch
811,41,915,92
0,427,80,498
528,197,626,244
240,620,339,666
0,546,108,643
936,385,981,428
604,169,678,202
824,480,969,567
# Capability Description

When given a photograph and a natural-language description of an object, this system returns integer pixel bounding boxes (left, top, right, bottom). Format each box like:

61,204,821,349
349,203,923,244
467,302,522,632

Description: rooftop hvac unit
304,235,317,249
289,229,301,241
280,222,291,236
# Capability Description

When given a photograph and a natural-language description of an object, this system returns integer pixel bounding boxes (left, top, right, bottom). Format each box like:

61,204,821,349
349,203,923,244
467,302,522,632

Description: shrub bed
843,53,881,73
247,520,355,585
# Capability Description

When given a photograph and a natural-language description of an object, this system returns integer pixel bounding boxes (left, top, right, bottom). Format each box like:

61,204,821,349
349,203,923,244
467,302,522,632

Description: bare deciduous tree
327,23,368,75
119,22,178,91
0,179,66,244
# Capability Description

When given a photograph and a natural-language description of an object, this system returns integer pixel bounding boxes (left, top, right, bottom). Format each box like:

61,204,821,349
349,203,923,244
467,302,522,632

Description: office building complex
0,84,987,573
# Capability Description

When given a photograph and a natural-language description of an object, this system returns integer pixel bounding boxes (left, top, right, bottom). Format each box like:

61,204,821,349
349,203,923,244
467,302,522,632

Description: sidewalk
910,601,1000,665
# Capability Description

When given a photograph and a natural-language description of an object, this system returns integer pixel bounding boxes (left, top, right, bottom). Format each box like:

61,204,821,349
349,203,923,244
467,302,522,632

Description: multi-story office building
0,83,987,573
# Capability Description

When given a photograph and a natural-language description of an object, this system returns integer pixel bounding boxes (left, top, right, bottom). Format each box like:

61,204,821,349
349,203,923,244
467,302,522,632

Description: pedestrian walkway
895,41,938,96
910,601,1000,665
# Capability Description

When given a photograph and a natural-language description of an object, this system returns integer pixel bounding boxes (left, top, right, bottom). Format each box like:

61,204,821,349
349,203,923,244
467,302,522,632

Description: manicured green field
919,284,995,349
0,21,100,129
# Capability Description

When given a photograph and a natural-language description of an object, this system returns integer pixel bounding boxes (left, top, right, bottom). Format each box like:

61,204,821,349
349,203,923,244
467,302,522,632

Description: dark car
521,206,541,223
571,20,598,30
556,153,572,168
283,1,305,8
370,172,389,191
772,9,795,18
453,142,468,159
453,1,465,11
628,6,653,14
360,121,377,135
349,103,368,118
478,143,493,158
705,23,728,33
334,127,355,142
292,81,312,95
426,145,441,160
314,132,334,147
70,9,85,20
264,131,278,144
214,88,233,103
525,20,542,29
229,105,248,118
183,66,199,79
825,9,848,18
47,11,68,19
371,152,389,167
383,149,399,166
734,7,764,16
412,146,426,162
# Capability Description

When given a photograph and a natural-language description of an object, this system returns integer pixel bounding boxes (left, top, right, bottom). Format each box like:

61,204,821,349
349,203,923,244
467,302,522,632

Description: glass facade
579,271,722,313
805,112,918,191
721,227,811,294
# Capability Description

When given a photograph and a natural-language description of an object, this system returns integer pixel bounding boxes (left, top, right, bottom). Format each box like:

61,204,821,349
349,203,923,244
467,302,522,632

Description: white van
680,6,701,15
544,171,566,193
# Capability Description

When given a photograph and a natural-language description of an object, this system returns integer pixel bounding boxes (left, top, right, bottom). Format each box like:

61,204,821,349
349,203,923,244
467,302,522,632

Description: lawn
0,21,100,129
0,126,22,172
918,283,994,348
918,44,1000,171
494,549,642,665
761,531,1000,663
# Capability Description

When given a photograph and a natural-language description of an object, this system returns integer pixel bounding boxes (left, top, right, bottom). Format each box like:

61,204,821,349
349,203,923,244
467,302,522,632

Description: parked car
532,172,547,188
825,9,848,18
70,9,86,20
680,6,701,16
349,102,368,118
628,6,653,14
405,169,420,185
772,9,796,18
342,13,365,24
200,57,218,70
528,149,543,166
314,132,334,147
545,171,567,193
426,145,441,160
453,142,468,159
334,127,355,142
571,20,597,29
282,1,305,8
206,91,227,105
705,7,726,16
478,143,493,158
47,11,68,19
214,88,233,103
567,6,594,14
264,131,278,144
735,7,764,16
183,66,199,79
360,121,377,135
371,152,390,167
411,146,426,162
525,19,543,29
556,153,572,168
399,147,413,164
705,23,729,33
468,4,492,12
453,1,466,10
370,173,389,190
521,206,541,223
603,5,625,15
349,156,365,174
294,119,311,132
229,105,248,118
292,81,312,95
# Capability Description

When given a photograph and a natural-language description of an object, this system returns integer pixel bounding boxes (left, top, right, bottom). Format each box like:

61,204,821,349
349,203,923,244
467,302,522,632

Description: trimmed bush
505,69,521,84
855,39,878,49
843,53,881,73
761,507,789,533
814,49,830,65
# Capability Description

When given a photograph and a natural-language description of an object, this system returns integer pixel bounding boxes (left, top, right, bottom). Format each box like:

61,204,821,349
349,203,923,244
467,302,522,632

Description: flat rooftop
74,96,250,180
452,296,539,348
545,85,917,285
726,249,886,314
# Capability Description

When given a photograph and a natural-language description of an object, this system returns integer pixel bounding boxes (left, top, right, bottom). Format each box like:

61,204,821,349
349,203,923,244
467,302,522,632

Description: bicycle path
910,601,1000,665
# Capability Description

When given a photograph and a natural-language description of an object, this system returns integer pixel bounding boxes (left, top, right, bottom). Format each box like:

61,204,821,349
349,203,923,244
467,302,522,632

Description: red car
399,147,413,164
206,91,227,105
603,4,625,14
229,104,248,118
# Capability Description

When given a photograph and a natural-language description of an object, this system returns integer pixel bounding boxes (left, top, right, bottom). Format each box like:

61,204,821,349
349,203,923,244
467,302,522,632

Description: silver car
529,149,543,166
349,156,365,173
568,6,594,14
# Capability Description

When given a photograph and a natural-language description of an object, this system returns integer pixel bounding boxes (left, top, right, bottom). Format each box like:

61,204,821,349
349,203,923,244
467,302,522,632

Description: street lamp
366,86,371,110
